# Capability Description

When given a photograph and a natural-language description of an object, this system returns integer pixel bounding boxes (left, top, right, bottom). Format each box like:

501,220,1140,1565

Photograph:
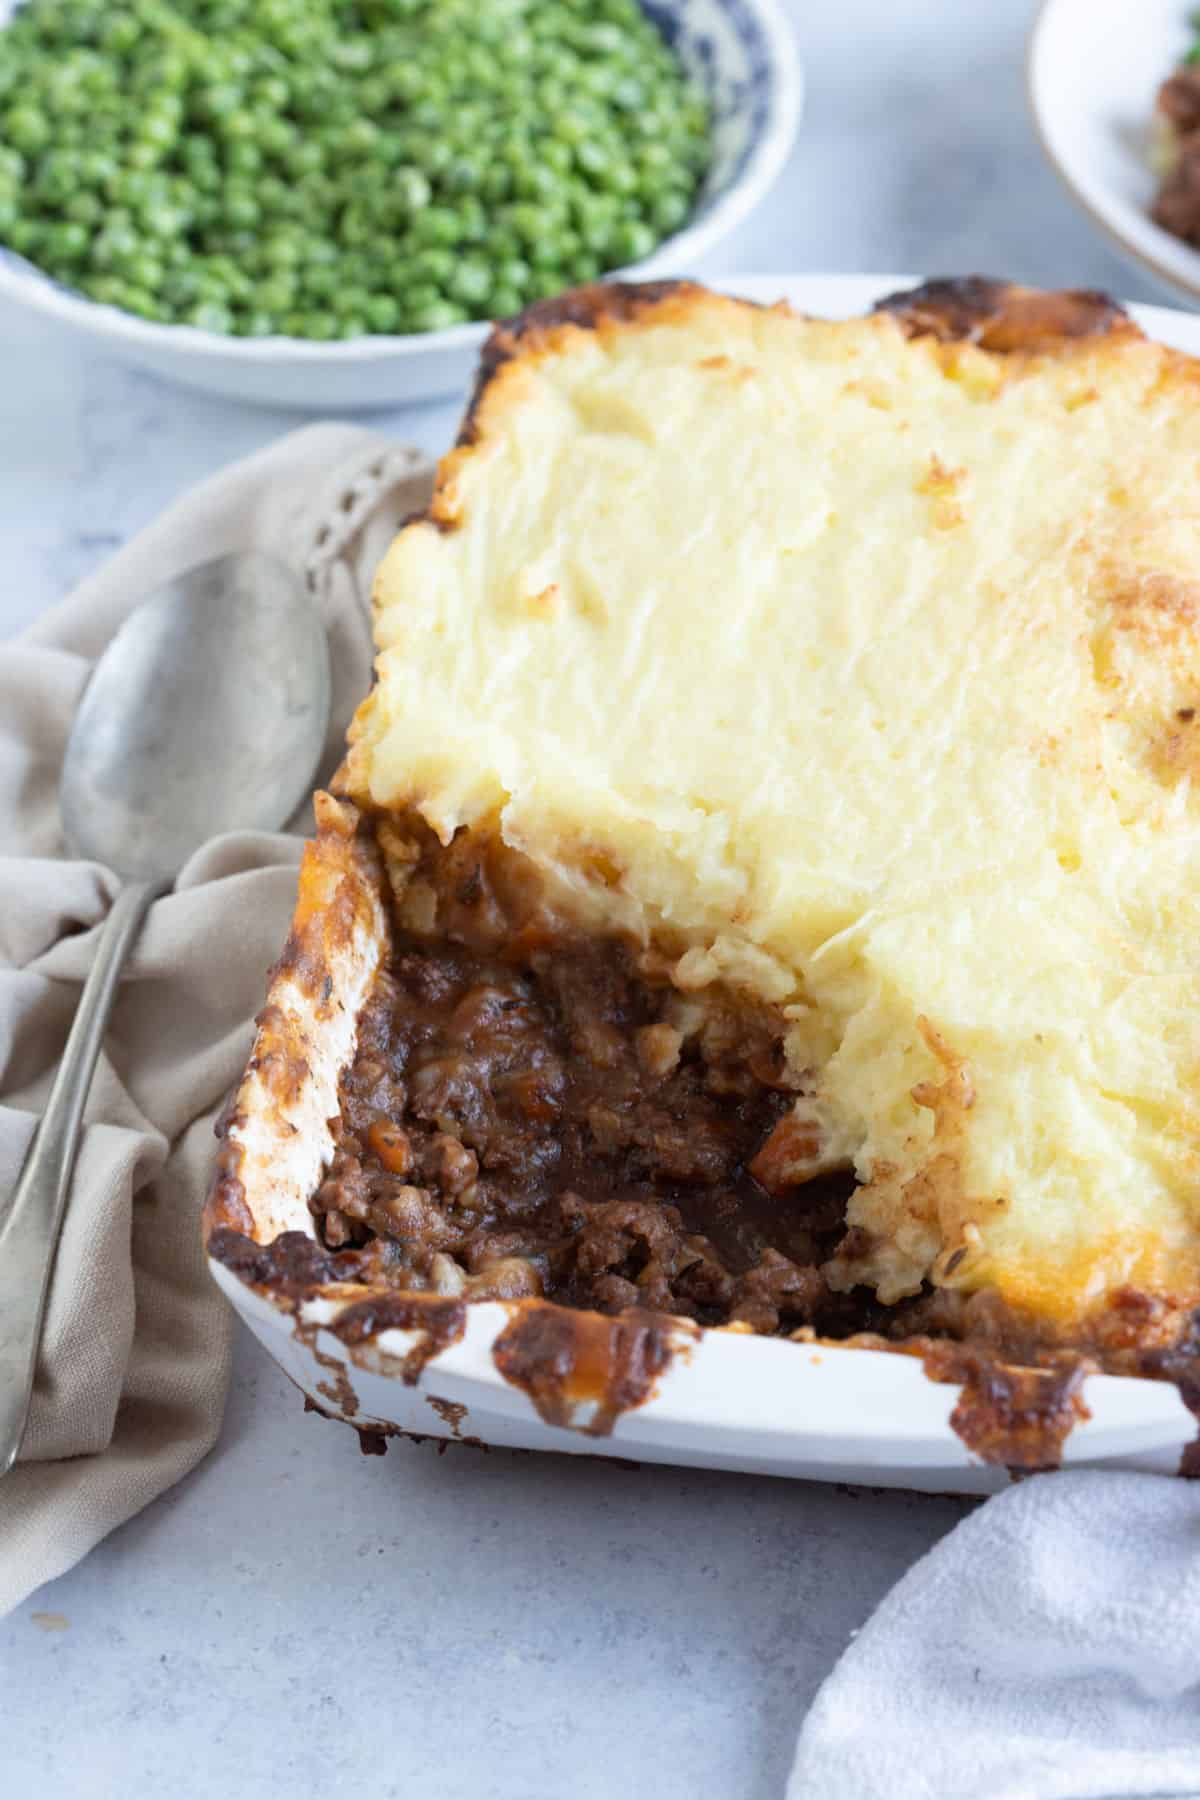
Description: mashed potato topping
346,283,1200,1329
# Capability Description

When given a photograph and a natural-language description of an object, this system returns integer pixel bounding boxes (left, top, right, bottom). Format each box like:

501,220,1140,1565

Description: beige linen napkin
0,423,434,1615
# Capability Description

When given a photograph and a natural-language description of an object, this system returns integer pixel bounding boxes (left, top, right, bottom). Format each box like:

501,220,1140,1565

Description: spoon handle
0,879,163,1475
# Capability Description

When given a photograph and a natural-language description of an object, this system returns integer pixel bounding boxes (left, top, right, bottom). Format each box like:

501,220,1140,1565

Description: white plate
1028,0,1200,307
0,0,801,409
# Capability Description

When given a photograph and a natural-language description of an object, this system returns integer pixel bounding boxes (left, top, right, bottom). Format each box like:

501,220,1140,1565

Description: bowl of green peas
0,0,801,408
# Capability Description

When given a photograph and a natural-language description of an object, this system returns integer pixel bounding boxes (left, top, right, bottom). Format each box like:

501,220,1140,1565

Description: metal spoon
0,551,330,1474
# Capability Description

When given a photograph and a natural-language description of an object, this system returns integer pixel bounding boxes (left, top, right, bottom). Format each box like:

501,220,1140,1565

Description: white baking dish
212,1271,1193,1496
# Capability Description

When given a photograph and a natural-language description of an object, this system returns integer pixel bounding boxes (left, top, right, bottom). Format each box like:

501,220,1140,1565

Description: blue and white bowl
0,0,801,409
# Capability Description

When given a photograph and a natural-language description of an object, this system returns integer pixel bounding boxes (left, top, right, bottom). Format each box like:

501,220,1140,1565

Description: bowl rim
1026,0,1200,307
0,0,802,365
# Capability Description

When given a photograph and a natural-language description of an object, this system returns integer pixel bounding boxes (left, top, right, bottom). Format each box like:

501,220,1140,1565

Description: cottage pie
209,277,1200,1463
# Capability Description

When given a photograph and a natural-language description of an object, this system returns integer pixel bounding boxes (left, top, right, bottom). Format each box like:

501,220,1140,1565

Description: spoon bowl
63,552,330,882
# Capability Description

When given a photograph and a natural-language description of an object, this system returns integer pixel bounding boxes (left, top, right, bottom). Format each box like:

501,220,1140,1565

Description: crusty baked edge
204,791,389,1249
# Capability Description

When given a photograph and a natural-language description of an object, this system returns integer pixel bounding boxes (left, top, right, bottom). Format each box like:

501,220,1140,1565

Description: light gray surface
0,1,1173,1794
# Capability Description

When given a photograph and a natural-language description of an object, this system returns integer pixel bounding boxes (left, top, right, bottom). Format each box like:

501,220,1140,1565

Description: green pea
334,203,368,247
340,118,380,157
255,76,290,112
141,112,180,152
410,205,461,248
365,293,400,332
296,174,338,215
83,274,124,306
152,51,189,91
162,267,201,306
45,218,88,262
216,109,257,144
331,39,373,74
109,169,155,210
223,140,263,176
456,198,487,244
384,61,425,103
181,136,219,173
480,164,512,204
493,254,531,292
552,110,592,147
91,223,139,269
337,249,375,288
257,274,298,312
297,263,336,302
400,279,440,314
441,156,483,195
258,117,296,158
407,297,466,331
262,233,304,269
223,189,259,229
415,138,453,178
143,202,190,239
128,286,166,318
187,300,234,333
575,140,614,179
290,140,325,177
611,219,656,264
239,311,278,337
6,107,52,154
100,13,140,55
257,175,291,213
639,141,676,178
198,83,243,121
450,258,491,306
650,190,691,235
333,284,372,319
505,202,545,246
127,250,164,290
34,151,81,204
541,139,573,175
513,163,565,203
407,246,454,285
531,228,580,269
487,284,523,318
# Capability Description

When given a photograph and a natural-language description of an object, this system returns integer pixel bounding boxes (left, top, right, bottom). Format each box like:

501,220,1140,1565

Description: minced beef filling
313,836,876,1337
228,810,1200,1470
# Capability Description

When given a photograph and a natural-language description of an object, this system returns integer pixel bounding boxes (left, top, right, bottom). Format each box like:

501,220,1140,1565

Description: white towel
790,1469,1200,1800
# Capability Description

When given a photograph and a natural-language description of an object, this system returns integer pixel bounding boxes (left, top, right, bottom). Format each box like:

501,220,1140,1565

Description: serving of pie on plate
206,274,1200,1483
